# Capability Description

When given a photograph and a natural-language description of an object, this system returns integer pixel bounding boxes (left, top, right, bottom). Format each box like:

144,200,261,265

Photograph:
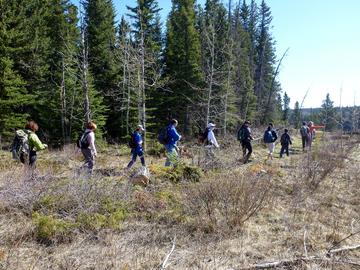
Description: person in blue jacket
165,119,181,167
127,125,146,169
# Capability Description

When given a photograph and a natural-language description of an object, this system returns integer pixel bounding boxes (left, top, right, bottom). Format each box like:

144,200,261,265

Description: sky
73,0,360,108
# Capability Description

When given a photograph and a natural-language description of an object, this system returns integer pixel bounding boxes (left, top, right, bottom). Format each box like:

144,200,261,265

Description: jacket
166,125,181,149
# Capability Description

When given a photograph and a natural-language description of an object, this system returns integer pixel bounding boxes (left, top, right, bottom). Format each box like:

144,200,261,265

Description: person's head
267,126,271,131
284,128,288,133
207,122,216,130
25,121,39,132
268,122,273,128
136,124,144,133
86,121,97,131
170,119,178,127
302,121,307,126
244,120,251,127
308,121,313,127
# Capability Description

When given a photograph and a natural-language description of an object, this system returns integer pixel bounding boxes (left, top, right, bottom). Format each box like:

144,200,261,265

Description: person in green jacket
21,121,47,167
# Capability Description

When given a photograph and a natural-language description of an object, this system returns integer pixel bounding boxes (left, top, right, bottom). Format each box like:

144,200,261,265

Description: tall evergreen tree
319,93,338,131
291,101,301,128
84,0,116,136
164,0,203,134
282,91,290,123
0,0,34,140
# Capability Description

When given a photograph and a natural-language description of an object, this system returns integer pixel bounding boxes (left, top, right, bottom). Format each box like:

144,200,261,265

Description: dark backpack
300,126,308,137
77,131,91,149
199,128,209,144
237,127,246,141
128,133,137,149
263,130,273,143
11,130,30,160
157,127,169,145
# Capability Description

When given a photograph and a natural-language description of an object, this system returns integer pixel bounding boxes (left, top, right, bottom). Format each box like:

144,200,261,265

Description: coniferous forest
1,0,286,146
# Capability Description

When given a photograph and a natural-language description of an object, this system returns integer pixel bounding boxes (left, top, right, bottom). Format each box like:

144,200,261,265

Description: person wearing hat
206,122,219,150
165,119,181,167
237,120,253,163
127,124,146,169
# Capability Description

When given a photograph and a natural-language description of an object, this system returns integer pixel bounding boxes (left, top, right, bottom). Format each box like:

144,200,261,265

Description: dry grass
0,134,359,269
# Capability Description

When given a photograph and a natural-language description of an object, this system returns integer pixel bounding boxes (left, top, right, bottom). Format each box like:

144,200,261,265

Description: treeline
0,0,286,146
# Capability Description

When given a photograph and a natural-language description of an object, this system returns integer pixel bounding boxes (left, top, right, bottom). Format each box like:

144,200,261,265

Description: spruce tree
84,0,116,136
320,93,338,131
164,0,203,134
282,92,290,123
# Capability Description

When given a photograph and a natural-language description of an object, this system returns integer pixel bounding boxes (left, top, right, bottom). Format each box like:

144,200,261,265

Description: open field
0,132,359,269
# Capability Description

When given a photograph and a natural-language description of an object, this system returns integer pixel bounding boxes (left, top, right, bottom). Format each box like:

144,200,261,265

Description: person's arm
136,133,143,146
288,134,292,145
29,133,47,151
170,127,181,141
88,132,97,156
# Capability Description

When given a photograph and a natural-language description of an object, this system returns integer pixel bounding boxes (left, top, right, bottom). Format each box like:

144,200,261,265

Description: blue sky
73,0,360,108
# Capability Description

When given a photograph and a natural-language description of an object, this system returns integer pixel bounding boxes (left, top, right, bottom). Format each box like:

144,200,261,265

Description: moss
32,212,76,244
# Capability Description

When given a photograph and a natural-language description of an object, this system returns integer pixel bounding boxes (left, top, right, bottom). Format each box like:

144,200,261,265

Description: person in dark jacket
279,129,292,158
127,125,146,169
237,120,253,163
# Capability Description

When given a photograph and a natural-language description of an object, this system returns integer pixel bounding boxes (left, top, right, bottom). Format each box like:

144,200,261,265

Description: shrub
32,212,76,244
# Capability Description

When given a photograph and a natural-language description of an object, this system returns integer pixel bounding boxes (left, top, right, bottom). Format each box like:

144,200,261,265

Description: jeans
127,148,145,168
301,136,307,150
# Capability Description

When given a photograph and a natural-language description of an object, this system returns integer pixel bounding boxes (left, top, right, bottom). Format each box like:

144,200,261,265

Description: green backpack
11,130,31,160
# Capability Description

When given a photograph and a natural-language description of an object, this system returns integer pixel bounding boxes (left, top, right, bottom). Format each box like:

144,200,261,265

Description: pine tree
84,0,116,136
319,93,338,131
282,91,290,123
0,0,34,140
164,0,203,134
291,101,301,128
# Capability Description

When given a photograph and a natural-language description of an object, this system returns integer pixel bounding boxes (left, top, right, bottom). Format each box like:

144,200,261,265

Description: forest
1,0,359,147
0,0,287,146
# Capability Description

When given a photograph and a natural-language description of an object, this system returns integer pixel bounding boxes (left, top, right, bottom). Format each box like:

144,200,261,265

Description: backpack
157,127,169,145
300,126,308,137
11,130,30,160
77,131,91,149
198,128,209,144
237,127,245,141
263,130,274,143
128,133,137,149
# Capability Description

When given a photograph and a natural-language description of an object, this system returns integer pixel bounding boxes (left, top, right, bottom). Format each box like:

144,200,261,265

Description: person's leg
127,150,137,169
241,142,247,158
244,141,252,163
286,145,289,156
280,145,285,158
301,136,306,150
29,151,37,167
165,145,172,166
138,149,146,166
82,148,94,174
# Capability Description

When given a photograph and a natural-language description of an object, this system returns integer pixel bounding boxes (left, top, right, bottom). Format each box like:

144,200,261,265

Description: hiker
237,120,253,163
127,125,146,169
204,123,219,158
307,121,325,149
280,129,292,158
11,120,47,167
263,123,277,160
300,121,309,151
165,119,181,167
80,121,97,174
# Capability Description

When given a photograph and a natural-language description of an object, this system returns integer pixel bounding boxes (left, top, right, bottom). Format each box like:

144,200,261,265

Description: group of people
12,118,322,174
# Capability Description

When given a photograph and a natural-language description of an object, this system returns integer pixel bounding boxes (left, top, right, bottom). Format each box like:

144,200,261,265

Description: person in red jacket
307,121,325,149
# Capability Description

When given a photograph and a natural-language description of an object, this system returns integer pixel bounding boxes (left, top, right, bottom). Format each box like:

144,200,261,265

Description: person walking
264,123,277,160
127,125,146,169
205,123,219,158
300,121,309,151
237,120,253,163
80,121,97,174
279,129,292,158
18,120,47,167
165,119,181,167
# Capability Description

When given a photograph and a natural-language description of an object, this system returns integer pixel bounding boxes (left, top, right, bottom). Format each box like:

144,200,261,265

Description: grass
0,133,359,269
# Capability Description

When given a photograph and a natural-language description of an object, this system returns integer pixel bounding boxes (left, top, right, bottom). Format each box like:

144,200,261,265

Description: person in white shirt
205,122,219,157
80,121,97,174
